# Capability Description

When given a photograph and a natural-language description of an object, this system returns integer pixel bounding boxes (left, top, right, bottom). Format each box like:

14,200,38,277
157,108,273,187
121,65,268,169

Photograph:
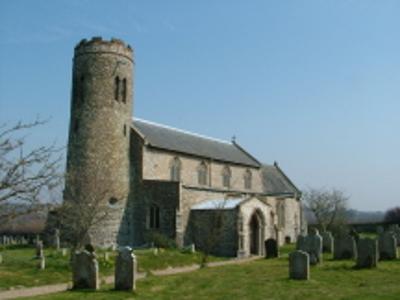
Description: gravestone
54,229,60,250
333,234,357,260
38,255,45,270
36,241,44,258
190,243,196,253
297,229,322,265
61,248,68,257
265,238,279,258
115,246,137,291
0,253,3,264
72,250,99,290
289,250,309,280
356,238,378,268
321,231,334,253
379,231,398,260
388,225,400,246
296,235,306,250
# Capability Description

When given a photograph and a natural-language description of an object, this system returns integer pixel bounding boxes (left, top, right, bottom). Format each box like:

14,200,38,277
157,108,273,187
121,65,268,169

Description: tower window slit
122,78,127,103
114,76,120,101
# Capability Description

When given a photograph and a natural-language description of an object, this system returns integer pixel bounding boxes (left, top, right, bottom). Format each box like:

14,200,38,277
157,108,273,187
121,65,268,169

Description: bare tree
0,119,62,224
384,207,400,224
303,187,348,232
57,165,112,251
190,199,230,266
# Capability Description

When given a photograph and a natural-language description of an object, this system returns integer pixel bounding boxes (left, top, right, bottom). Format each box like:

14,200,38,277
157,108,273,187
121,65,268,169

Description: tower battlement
74,36,133,61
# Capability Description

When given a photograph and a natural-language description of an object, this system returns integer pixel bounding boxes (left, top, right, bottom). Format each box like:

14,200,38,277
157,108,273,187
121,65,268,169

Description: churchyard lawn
21,244,400,300
0,245,224,290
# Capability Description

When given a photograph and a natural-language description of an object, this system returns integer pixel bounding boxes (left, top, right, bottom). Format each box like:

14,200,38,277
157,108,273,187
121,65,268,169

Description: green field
0,245,223,290
7,245,400,300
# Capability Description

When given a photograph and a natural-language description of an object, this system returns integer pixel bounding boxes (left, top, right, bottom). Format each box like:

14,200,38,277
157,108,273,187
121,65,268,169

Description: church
64,37,304,257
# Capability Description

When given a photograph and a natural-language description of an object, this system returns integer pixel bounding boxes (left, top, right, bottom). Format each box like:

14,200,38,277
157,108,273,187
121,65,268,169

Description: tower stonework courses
64,37,134,247
64,37,303,254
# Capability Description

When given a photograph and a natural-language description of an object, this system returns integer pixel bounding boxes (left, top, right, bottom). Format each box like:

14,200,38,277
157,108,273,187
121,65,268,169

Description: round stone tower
64,37,134,247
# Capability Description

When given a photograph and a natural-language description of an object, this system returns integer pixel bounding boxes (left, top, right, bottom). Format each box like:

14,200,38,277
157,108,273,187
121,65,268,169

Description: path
0,256,260,300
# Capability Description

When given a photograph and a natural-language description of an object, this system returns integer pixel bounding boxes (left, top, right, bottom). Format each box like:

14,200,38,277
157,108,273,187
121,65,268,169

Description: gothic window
244,169,252,189
122,78,127,103
149,205,160,229
170,157,181,182
114,76,120,101
197,161,208,185
222,166,231,188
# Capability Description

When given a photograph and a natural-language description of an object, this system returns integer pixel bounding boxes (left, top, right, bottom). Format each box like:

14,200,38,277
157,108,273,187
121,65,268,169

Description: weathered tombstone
265,238,279,258
190,243,196,253
356,238,378,268
378,231,398,260
388,225,400,246
333,234,357,260
321,231,334,253
289,250,309,280
297,229,322,265
54,229,60,250
61,248,68,257
115,246,137,291
35,241,44,258
38,255,46,270
0,253,3,264
72,250,99,290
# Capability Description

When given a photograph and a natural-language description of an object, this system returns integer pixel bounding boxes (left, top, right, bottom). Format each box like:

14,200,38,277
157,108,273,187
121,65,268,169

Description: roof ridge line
133,117,232,145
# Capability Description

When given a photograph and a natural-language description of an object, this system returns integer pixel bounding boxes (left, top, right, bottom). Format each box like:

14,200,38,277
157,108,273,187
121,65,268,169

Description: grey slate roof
261,164,300,196
132,118,261,168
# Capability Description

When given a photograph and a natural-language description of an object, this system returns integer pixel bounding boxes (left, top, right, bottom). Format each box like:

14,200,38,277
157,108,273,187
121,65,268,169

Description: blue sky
1,0,399,211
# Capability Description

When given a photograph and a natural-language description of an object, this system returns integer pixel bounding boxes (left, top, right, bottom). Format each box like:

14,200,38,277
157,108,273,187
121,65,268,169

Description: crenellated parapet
74,36,133,61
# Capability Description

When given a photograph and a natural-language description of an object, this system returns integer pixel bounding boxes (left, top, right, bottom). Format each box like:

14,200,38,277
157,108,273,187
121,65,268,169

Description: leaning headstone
54,229,60,250
36,241,44,258
388,225,400,246
72,250,99,290
38,255,45,270
265,238,279,258
356,238,378,268
115,246,137,291
289,250,309,280
321,231,334,253
379,231,398,260
333,234,357,260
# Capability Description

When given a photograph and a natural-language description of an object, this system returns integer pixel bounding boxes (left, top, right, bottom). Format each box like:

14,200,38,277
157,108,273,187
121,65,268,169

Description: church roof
191,198,243,210
132,118,261,168
261,163,300,196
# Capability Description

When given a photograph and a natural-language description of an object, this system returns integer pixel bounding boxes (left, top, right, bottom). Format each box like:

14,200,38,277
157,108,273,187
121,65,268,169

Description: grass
0,245,225,290
20,244,400,300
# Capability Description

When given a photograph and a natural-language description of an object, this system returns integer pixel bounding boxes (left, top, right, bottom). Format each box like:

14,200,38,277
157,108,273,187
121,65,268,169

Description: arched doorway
249,213,261,255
